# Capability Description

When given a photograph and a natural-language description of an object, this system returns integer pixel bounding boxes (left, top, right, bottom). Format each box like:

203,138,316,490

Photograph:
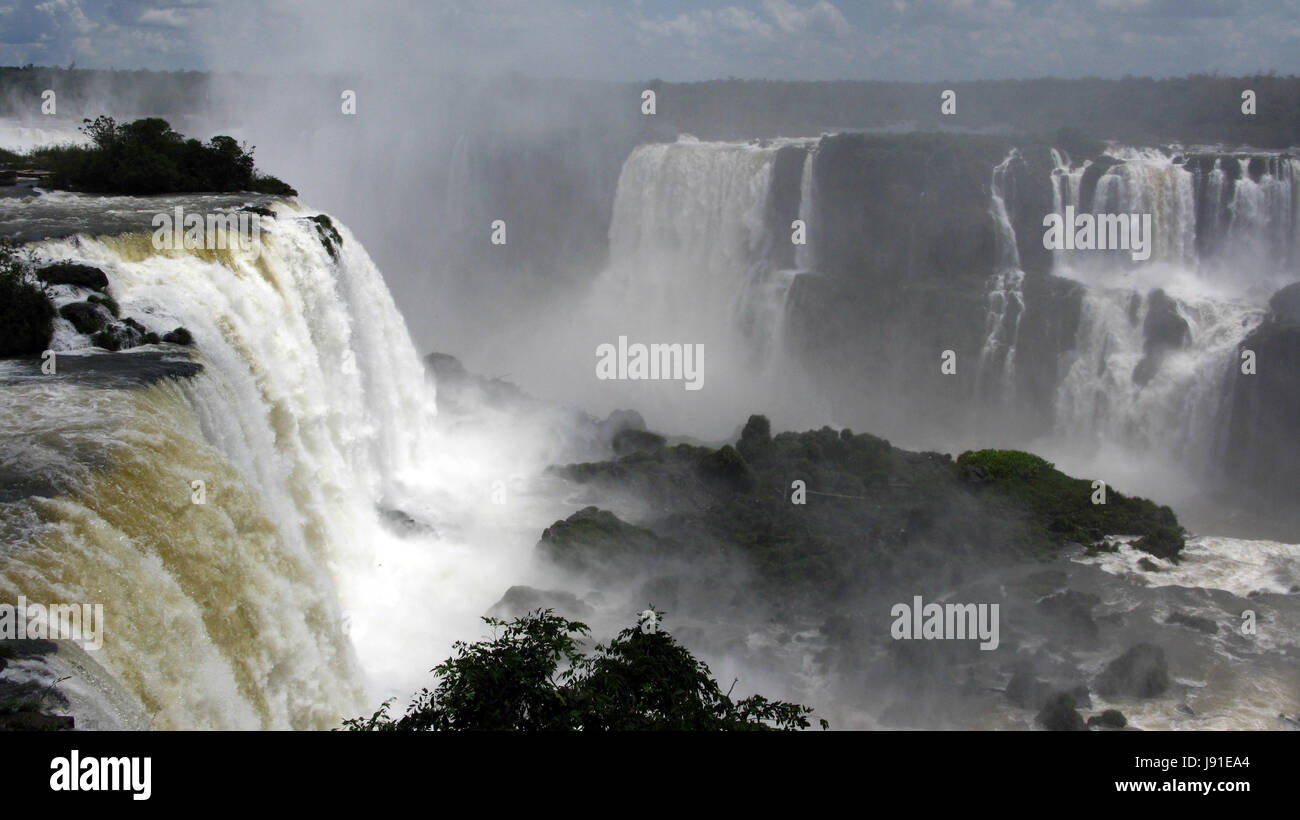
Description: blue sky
1,0,1297,80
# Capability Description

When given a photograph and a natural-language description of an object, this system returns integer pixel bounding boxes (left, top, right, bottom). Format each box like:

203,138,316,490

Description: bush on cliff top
18,115,297,196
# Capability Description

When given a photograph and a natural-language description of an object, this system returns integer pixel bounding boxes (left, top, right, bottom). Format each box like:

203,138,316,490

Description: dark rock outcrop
59,300,110,334
1133,289,1190,386
1218,281,1300,532
612,428,666,456
93,319,145,351
1087,709,1128,730
1165,610,1219,635
309,214,343,259
1037,589,1101,644
1036,691,1087,731
1095,643,1170,699
538,506,676,578
0,639,74,732
163,327,194,346
0,283,55,358
1006,667,1052,710
35,262,109,291
1268,281,1300,324
489,586,594,619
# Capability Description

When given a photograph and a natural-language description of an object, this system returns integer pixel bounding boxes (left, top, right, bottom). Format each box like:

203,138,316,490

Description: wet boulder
1036,691,1087,731
36,262,109,291
1095,643,1170,699
163,327,194,346
1267,281,1300,326
58,301,110,335
1087,709,1128,730
1132,289,1189,386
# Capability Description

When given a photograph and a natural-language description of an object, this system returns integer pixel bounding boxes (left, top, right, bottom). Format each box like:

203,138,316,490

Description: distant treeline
0,65,212,118
650,75,1300,147
0,115,296,196
2,66,1297,148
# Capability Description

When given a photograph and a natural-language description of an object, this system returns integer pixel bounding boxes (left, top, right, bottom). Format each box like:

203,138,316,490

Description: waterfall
794,146,817,272
1050,288,1261,469
0,120,91,153
573,135,825,435
978,150,1027,396
1041,145,1291,497
0,207,440,728
604,136,785,338
1214,156,1300,275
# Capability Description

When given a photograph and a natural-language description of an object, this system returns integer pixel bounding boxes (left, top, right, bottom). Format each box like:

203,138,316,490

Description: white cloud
637,0,853,45
761,0,854,37
138,8,187,28
0,0,1296,81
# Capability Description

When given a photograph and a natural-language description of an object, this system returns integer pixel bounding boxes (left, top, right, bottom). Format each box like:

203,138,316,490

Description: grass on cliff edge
955,449,1183,561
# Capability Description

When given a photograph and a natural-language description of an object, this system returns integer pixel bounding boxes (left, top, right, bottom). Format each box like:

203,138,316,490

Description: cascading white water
1040,146,1293,502
1049,287,1261,478
549,135,826,437
0,207,470,728
794,147,817,272
1093,147,1198,267
978,150,1027,395
0,121,91,153
603,136,784,338
1216,156,1300,274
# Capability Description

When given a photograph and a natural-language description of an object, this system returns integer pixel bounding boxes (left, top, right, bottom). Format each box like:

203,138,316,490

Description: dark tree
343,609,825,732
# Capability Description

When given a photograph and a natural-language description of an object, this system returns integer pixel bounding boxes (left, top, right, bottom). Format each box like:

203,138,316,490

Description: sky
0,0,1297,81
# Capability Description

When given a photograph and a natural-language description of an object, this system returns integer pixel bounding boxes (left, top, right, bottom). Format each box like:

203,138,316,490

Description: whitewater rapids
0,204,571,728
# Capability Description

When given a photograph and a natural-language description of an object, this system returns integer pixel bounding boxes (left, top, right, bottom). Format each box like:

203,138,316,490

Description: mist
2,0,1297,736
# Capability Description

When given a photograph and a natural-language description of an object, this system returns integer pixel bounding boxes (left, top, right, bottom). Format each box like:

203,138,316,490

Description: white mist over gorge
0,1,1297,746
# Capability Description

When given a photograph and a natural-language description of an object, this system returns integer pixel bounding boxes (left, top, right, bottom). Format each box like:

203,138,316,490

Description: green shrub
0,240,55,357
957,449,1053,481
308,214,343,258
13,115,298,196
86,292,120,316
92,329,121,351
344,610,824,732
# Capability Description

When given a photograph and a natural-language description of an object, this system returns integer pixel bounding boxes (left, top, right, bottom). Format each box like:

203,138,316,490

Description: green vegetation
550,416,1186,604
1,115,296,196
655,75,1300,148
539,506,672,576
0,240,55,357
58,301,106,334
91,329,120,351
344,609,823,731
86,292,119,317
956,449,1184,560
308,214,343,258
957,449,1053,482
611,427,667,455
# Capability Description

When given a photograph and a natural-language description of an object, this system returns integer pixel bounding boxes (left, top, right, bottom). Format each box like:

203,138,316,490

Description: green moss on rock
309,214,343,259
58,301,108,334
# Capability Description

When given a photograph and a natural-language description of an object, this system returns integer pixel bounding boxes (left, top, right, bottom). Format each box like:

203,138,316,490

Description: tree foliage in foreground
344,609,826,731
